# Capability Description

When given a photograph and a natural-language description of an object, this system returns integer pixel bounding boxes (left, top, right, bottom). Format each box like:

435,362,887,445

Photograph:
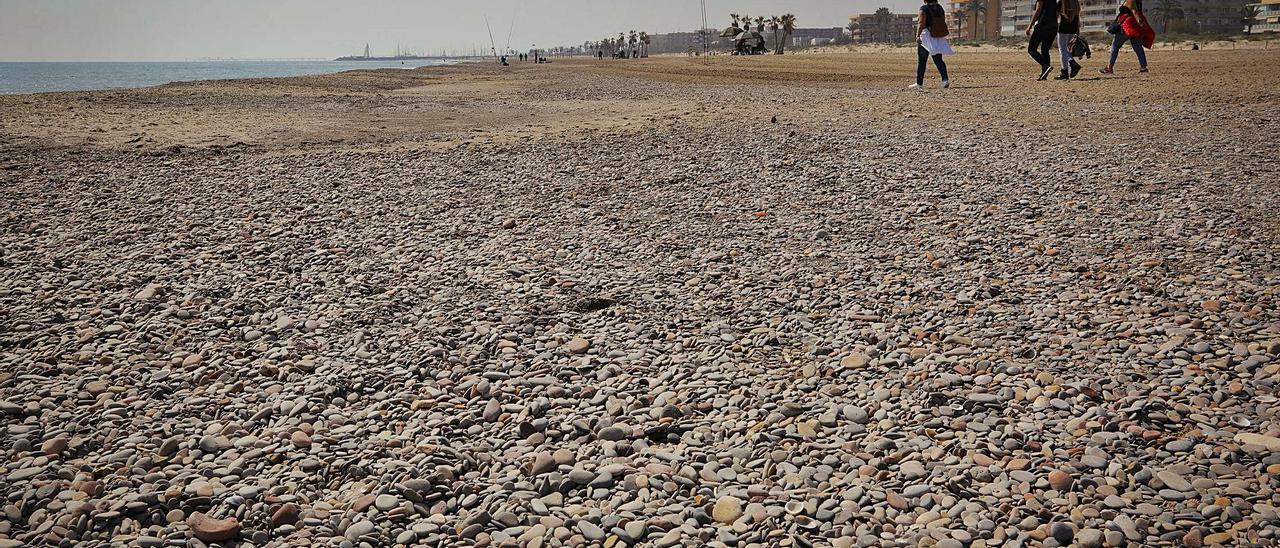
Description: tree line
585,31,651,59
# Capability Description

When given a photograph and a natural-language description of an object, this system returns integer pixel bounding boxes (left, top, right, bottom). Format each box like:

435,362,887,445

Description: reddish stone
352,494,377,512
271,503,299,527
187,512,241,543
1047,469,1073,491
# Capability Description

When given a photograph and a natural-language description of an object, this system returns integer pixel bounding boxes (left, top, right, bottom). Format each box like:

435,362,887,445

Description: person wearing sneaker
911,0,954,90
1026,0,1059,80
1100,0,1152,74
1055,0,1083,79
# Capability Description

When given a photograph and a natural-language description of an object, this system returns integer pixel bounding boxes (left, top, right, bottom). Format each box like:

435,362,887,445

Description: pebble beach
2,50,1280,547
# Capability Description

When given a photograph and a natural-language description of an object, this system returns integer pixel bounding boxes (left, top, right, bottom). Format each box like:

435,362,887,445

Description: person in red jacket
1100,0,1152,74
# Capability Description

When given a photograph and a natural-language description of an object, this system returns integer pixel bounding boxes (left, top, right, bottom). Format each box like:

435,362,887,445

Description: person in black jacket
1055,0,1083,79
1026,0,1059,80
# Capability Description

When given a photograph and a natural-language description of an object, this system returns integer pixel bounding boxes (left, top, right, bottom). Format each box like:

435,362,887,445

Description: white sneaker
942,80,950,89
908,83,923,91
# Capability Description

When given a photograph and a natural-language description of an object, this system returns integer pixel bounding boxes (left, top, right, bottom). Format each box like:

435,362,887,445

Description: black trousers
1028,30,1056,68
916,45,948,85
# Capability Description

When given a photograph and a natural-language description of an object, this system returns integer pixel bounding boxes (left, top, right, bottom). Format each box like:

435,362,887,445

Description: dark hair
924,0,939,3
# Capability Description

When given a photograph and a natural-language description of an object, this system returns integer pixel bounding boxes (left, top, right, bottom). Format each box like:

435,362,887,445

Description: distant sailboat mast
484,16,499,61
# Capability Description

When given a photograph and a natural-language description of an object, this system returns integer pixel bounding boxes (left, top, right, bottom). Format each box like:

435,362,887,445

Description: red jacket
1119,13,1156,48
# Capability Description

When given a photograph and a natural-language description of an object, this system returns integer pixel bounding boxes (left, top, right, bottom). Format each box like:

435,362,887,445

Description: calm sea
0,60,455,95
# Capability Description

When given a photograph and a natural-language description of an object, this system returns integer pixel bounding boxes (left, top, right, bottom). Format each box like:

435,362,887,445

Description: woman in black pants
1026,0,1059,80
910,0,954,90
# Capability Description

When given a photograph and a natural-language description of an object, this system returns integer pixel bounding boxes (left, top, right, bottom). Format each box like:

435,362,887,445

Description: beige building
1249,0,1280,31
1001,0,1117,36
949,0,1004,39
1079,0,1121,33
1246,0,1280,32
1001,0,1247,36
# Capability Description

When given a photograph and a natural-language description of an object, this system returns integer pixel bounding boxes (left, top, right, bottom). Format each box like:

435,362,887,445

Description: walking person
1026,0,1059,80
1100,0,1153,73
909,0,954,90
1055,0,1083,79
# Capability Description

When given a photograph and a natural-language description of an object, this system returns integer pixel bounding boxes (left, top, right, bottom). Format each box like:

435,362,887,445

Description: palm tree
730,13,741,29
874,7,894,43
1242,4,1262,34
1150,0,1184,32
779,14,797,53
768,16,781,53
954,10,968,40
967,0,988,40
847,19,860,42
639,32,650,57
754,16,767,32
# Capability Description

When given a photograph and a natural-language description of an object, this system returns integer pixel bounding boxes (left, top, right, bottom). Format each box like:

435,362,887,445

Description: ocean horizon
0,59,456,95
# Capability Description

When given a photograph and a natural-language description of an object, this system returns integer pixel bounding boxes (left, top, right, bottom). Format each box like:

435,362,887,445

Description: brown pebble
187,512,241,543
271,503,299,526
290,431,312,448
1048,469,1073,491
41,437,69,456
1183,529,1203,548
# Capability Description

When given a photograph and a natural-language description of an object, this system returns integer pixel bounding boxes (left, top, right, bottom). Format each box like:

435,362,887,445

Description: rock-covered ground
2,51,1279,547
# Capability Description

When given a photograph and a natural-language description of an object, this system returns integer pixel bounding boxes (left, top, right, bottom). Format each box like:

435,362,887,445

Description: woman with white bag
910,0,955,90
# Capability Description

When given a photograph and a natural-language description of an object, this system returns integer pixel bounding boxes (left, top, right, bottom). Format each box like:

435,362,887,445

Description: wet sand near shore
1,51,1279,547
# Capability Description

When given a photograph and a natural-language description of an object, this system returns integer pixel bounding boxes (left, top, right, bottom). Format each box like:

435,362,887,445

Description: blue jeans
1109,32,1147,68
1058,34,1074,68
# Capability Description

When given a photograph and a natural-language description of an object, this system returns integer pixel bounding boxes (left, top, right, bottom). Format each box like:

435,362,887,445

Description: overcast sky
0,0,919,61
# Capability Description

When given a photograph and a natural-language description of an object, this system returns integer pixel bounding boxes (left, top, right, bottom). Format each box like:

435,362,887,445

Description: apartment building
1247,0,1280,32
949,0,1004,39
849,12,920,43
787,27,847,46
1002,0,1118,35
1179,0,1251,33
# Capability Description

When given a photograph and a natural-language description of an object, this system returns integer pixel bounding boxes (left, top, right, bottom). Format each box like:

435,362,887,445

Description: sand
2,50,1278,154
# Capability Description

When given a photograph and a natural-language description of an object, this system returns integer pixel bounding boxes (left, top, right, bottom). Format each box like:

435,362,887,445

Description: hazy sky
0,0,919,61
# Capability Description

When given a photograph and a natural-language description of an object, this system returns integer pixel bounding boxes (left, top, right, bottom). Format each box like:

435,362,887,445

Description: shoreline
0,58,465,96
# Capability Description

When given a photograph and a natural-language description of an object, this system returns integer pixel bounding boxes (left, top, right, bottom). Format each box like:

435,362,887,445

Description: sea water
0,60,455,95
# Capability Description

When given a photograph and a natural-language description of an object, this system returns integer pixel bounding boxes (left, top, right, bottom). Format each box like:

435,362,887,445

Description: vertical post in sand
700,0,710,61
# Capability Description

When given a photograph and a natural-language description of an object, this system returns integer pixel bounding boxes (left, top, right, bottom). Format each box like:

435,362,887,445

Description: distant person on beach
1100,0,1152,73
909,0,954,90
1026,0,1059,80
1055,0,1083,79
